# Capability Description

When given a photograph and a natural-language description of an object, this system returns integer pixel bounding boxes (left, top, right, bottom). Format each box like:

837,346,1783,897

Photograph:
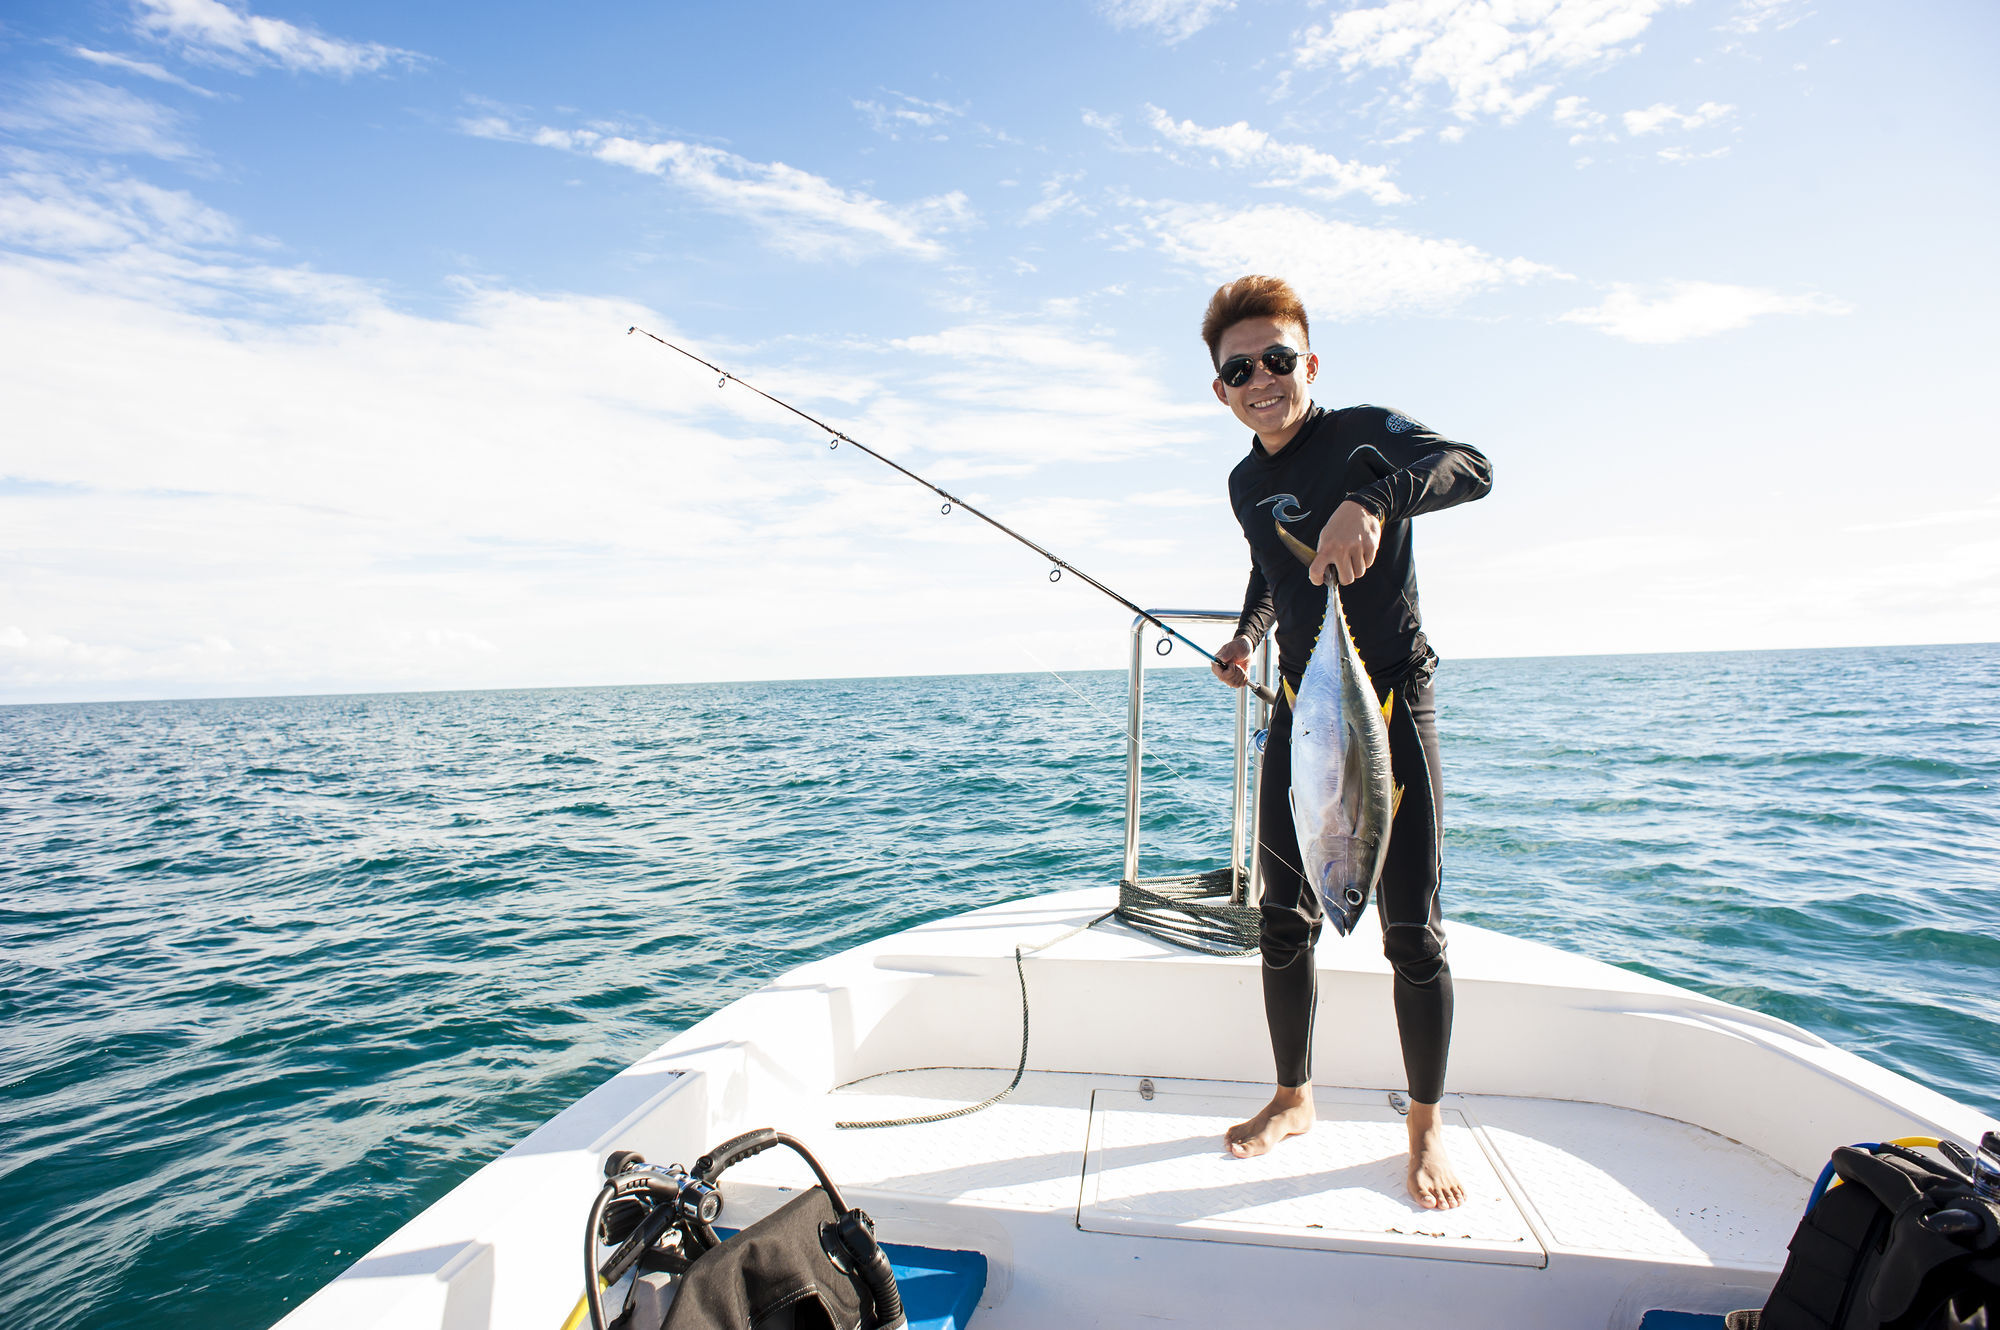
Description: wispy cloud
0,159,235,252
868,319,1212,463
131,0,420,76
1654,144,1729,163
463,114,972,262
0,80,199,161
1559,281,1849,343
1721,0,1811,35
1297,0,1690,123
1622,101,1734,135
1021,171,1089,226
853,91,964,141
0,157,381,323
69,46,221,98
1134,200,1560,320
1138,106,1409,205
1552,94,1611,143
1098,0,1236,43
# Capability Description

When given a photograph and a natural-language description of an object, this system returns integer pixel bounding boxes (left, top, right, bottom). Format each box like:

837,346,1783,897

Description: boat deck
723,1067,1806,1281
274,892,1996,1330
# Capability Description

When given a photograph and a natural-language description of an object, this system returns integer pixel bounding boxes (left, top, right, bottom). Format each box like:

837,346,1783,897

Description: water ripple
0,644,1995,1330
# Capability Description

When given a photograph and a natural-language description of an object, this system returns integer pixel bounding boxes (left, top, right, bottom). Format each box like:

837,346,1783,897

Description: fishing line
1013,641,1217,807
1013,642,1306,880
628,326,1278,707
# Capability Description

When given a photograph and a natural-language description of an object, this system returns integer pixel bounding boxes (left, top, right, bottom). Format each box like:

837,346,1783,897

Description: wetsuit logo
1258,493,1311,523
1384,413,1419,434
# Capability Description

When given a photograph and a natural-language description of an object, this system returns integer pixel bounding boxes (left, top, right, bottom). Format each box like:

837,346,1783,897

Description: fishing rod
628,327,1280,706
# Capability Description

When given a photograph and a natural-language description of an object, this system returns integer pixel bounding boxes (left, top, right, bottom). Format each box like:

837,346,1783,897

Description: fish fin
1380,688,1394,724
1274,520,1317,567
1392,783,1405,819
1281,677,1296,707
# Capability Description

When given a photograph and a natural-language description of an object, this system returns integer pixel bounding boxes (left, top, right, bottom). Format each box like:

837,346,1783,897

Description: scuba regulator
580,1128,904,1330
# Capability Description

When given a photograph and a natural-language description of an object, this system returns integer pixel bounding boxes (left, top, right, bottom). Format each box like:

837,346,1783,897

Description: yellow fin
1380,688,1394,724
1392,783,1405,819
1281,678,1296,707
1274,520,1317,566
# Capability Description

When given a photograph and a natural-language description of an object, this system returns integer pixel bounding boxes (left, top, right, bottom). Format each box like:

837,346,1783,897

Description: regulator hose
834,1209,906,1330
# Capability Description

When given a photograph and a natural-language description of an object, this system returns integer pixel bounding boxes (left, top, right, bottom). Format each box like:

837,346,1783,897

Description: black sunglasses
1217,345,1301,389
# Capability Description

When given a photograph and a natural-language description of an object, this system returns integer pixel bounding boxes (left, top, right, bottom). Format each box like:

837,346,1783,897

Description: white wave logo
1258,493,1312,523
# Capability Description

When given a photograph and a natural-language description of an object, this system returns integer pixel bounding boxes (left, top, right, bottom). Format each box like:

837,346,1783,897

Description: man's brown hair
1200,275,1310,367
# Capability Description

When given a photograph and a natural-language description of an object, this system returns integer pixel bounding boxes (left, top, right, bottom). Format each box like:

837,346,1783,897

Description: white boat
276,614,2000,1330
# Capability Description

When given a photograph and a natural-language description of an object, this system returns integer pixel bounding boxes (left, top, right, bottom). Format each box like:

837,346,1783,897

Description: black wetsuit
1229,404,1491,1102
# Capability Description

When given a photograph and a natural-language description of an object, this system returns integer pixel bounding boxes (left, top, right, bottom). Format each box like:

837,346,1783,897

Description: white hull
277,887,1997,1330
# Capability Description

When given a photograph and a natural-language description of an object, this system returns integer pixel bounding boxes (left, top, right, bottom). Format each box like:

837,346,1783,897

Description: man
1203,274,1492,1211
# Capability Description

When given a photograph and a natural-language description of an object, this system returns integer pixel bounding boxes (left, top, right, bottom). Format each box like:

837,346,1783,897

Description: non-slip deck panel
1080,1085,1545,1265
1471,1095,1806,1268
727,1069,1806,1276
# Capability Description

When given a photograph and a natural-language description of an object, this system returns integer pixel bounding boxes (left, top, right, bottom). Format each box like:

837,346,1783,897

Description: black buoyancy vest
1752,1143,1999,1330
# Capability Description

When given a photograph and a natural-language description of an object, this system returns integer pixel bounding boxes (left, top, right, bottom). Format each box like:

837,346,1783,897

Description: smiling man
1203,275,1492,1210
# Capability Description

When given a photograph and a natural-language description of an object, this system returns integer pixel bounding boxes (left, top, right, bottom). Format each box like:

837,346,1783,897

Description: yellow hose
1825,1136,1943,1192
558,1281,604,1330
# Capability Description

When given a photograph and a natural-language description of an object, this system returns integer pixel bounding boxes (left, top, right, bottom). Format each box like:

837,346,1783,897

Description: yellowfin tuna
1273,522,1395,936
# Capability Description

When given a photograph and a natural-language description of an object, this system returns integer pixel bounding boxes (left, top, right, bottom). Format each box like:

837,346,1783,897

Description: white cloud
1558,280,1850,343
1099,0,1236,42
869,320,1212,463
1021,171,1088,226
1722,0,1810,35
1140,106,1409,205
1552,93,1612,143
1137,201,1559,320
854,91,965,141
1655,144,1729,162
0,159,236,252
131,0,419,76
0,80,198,160
463,114,972,262
1297,0,1690,123
70,46,221,98
1623,100,1734,135
0,163,1236,699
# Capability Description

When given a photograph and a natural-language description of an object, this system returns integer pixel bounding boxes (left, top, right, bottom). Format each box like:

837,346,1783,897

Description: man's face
1211,316,1317,445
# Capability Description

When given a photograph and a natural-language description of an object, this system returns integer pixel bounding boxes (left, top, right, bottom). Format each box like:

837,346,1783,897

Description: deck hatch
1077,1086,1548,1267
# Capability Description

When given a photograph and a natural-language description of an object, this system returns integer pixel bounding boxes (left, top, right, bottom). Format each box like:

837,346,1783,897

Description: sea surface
2,643,1997,1330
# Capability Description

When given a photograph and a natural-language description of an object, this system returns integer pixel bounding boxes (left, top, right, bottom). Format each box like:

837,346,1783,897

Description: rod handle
1252,682,1279,707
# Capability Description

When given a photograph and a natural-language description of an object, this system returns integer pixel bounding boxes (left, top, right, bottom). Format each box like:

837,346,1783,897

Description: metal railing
1121,611,1275,905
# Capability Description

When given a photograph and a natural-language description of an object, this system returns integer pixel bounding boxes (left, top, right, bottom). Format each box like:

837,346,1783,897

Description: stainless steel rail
1122,611,1274,904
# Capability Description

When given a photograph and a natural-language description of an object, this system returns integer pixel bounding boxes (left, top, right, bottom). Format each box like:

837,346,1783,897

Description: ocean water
2,643,1996,1330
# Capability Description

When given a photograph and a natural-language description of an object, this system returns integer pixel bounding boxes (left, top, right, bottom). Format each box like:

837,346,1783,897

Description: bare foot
1405,1100,1466,1209
1226,1085,1314,1158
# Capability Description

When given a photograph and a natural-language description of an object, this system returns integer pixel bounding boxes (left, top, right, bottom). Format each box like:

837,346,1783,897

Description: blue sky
1,0,1995,702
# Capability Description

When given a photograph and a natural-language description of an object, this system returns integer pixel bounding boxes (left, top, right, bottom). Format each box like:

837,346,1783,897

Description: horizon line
3,637,1994,709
